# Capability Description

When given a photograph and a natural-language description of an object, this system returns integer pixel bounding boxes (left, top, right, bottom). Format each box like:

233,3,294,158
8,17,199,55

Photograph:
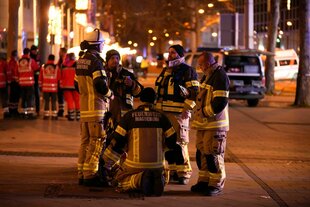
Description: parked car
185,48,265,107
274,49,299,80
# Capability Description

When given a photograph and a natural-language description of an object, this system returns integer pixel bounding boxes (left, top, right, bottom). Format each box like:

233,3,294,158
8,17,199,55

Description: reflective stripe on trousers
78,121,105,179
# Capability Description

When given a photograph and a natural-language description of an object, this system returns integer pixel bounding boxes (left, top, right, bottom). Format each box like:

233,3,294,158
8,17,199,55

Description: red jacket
8,57,18,82
0,59,10,88
60,59,76,89
18,55,39,86
39,60,61,93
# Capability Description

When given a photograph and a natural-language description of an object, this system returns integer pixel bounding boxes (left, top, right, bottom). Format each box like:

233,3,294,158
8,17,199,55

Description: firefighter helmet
84,28,104,45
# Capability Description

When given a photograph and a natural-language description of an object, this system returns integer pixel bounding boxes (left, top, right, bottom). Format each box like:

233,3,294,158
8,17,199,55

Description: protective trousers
78,121,105,180
165,112,192,179
196,130,227,189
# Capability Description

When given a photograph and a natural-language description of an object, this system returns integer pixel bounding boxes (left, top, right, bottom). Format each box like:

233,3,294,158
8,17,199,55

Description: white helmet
84,28,104,45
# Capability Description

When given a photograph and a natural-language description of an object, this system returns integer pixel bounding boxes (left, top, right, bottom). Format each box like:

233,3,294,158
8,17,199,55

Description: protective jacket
75,50,112,122
103,104,177,171
107,66,142,122
61,59,76,89
39,60,60,93
18,55,39,87
8,58,18,82
155,63,199,112
192,64,230,131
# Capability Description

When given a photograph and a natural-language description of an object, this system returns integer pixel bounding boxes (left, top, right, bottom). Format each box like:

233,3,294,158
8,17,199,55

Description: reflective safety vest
8,58,18,82
39,61,60,92
192,66,230,131
18,56,35,86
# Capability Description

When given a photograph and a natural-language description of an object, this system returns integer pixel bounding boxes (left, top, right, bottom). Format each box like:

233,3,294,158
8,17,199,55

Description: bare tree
294,0,310,106
265,0,280,94
7,0,20,56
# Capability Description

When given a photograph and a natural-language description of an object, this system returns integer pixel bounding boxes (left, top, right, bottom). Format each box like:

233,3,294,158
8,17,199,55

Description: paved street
0,82,309,206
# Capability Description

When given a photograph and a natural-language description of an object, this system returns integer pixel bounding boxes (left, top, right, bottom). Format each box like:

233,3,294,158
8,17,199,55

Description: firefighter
60,53,80,121
105,49,143,125
18,48,40,119
102,87,177,196
0,54,10,119
39,54,61,120
8,50,20,118
75,28,113,187
57,47,67,117
155,44,199,185
191,52,230,196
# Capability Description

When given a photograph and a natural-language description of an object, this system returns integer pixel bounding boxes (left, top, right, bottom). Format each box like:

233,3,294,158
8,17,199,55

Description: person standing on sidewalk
0,54,11,119
57,47,67,117
105,49,143,125
60,53,80,121
75,28,113,187
18,48,40,119
30,45,41,116
8,50,20,118
191,52,230,196
155,44,199,185
102,87,177,196
39,54,61,120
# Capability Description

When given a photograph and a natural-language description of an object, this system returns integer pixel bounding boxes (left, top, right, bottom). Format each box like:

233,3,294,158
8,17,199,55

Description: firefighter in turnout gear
102,87,177,196
155,44,199,185
191,52,230,196
75,28,113,187
39,54,61,120
105,49,143,124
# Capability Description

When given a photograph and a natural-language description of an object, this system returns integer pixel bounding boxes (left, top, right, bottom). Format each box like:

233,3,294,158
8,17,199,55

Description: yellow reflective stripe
115,125,127,136
199,170,209,178
162,107,183,113
213,90,229,98
162,101,184,107
104,147,121,163
203,104,215,117
167,78,174,95
176,164,192,172
92,71,102,80
185,81,192,88
184,99,196,110
101,70,107,77
132,128,139,162
164,127,175,138
80,110,106,117
192,119,229,129
192,80,200,87
200,82,210,89
123,159,164,169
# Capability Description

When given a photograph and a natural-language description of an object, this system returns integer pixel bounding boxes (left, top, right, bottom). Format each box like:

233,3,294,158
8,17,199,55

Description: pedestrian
105,49,143,125
30,45,41,116
0,54,10,119
102,87,177,196
155,44,199,185
57,47,67,117
39,54,61,120
75,28,113,187
191,51,230,196
18,48,40,119
8,50,20,118
60,53,80,121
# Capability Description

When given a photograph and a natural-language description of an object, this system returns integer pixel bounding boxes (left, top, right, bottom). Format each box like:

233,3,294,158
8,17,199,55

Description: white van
274,49,299,80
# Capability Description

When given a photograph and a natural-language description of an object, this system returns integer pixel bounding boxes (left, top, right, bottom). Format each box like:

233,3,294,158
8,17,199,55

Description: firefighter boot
67,110,75,121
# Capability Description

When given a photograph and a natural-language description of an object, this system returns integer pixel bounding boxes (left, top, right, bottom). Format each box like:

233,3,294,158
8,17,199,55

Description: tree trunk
38,0,51,64
294,0,310,106
265,0,280,94
7,0,20,57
